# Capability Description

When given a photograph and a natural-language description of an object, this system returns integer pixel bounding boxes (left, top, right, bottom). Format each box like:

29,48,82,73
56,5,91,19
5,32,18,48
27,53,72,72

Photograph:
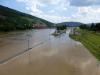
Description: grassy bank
70,28,100,60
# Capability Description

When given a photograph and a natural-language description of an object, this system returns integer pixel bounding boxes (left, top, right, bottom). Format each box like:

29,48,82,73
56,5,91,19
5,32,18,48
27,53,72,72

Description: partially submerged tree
56,25,67,31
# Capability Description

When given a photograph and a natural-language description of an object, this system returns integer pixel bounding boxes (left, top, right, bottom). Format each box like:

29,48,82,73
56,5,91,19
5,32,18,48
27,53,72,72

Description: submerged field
70,29,100,60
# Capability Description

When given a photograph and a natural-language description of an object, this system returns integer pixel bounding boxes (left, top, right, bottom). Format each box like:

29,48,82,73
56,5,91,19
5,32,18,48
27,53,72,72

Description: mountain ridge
57,22,83,27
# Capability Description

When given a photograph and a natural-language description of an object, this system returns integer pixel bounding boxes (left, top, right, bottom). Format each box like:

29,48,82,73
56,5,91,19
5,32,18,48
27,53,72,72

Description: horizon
0,0,100,23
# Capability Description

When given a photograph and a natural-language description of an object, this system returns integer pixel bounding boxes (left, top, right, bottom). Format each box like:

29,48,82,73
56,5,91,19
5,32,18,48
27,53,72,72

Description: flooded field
0,29,99,75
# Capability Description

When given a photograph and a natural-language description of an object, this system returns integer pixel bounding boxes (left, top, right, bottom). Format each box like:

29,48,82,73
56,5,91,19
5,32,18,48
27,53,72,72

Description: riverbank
70,28,100,60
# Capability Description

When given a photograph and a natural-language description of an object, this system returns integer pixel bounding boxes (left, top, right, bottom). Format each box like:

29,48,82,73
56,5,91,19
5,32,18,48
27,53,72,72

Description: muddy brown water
0,29,99,75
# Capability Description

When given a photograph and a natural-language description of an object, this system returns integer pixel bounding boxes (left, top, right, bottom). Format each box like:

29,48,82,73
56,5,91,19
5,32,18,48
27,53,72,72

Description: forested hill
0,5,54,31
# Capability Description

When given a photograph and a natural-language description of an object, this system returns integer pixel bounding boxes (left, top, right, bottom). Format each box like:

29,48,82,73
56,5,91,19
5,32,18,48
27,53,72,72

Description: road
0,29,99,75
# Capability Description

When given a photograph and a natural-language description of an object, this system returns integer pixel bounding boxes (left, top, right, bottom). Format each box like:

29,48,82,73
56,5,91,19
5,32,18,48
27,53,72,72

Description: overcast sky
0,0,100,23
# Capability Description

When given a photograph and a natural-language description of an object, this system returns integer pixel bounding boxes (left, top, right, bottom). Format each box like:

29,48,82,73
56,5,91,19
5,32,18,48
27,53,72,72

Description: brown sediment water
0,29,99,75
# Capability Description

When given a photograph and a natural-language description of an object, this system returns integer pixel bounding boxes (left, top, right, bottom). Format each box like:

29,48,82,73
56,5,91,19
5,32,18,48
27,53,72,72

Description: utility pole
27,34,31,50
27,32,32,64
97,61,100,75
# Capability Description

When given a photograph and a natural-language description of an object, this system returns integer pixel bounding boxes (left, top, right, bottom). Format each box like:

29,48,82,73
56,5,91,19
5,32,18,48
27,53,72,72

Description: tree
79,24,89,29
95,23,100,32
90,23,95,31
56,25,67,30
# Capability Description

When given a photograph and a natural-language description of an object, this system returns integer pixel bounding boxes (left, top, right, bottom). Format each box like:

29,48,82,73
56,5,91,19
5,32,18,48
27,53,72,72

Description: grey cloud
70,0,100,6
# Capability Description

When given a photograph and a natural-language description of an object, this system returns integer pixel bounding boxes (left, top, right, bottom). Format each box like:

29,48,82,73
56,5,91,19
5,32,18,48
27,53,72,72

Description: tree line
56,25,67,30
79,23,100,32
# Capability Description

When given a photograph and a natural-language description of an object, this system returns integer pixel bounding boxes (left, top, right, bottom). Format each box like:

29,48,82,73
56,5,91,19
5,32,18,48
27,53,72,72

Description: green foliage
79,23,100,32
56,25,67,30
90,23,95,31
79,24,89,29
95,23,100,31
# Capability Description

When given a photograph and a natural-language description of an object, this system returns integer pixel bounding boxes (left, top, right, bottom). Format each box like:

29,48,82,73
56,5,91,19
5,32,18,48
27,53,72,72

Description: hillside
0,5,54,31
57,22,83,27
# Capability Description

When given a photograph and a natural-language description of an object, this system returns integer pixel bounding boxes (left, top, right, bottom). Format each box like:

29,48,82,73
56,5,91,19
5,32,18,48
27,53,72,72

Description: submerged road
0,29,99,75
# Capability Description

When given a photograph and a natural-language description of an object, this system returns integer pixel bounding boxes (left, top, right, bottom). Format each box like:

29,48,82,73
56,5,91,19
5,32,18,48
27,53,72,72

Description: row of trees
79,23,100,32
56,25,67,30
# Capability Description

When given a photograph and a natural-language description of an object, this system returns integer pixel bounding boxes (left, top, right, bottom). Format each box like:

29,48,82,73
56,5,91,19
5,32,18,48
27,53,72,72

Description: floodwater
0,29,99,75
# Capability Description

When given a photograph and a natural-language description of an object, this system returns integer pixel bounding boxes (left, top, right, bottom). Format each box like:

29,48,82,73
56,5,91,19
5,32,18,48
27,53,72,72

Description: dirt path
0,29,99,75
